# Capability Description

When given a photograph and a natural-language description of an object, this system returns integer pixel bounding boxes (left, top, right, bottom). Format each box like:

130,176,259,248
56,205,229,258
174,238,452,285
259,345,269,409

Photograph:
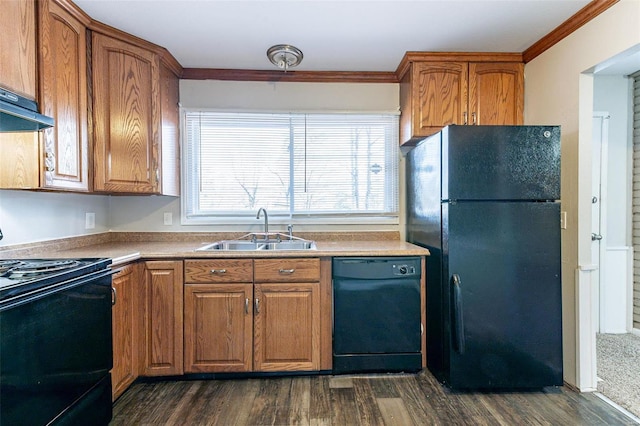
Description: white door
592,112,609,332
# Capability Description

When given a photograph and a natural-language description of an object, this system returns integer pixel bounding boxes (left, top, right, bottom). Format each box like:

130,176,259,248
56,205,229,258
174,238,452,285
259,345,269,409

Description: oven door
0,269,113,425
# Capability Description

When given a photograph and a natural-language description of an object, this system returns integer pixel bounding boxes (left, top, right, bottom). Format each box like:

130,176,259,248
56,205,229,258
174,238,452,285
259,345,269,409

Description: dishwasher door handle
451,274,465,354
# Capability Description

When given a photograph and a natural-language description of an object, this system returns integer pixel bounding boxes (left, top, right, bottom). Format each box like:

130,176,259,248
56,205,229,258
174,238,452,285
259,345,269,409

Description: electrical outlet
85,212,95,229
163,212,173,226
560,211,567,229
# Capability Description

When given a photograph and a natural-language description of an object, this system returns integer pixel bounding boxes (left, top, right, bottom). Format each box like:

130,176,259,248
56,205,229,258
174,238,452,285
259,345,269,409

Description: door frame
592,111,609,332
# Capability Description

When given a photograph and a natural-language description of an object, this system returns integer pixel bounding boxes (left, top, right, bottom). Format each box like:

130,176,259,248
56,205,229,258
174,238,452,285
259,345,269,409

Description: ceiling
73,0,597,73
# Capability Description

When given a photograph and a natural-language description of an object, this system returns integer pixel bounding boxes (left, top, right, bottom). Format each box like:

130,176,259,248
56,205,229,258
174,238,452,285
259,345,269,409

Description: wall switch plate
163,212,173,226
560,211,567,229
85,212,95,229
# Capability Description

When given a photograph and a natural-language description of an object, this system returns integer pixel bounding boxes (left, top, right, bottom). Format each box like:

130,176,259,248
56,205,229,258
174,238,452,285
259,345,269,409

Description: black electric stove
0,258,111,303
0,257,114,425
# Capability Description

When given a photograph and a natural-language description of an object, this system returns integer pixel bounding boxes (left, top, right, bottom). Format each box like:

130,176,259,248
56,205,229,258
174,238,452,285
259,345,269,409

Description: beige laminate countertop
4,239,430,267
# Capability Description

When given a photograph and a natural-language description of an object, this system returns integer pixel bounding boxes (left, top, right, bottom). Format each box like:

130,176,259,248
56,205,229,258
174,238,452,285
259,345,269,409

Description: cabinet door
184,284,253,372
253,283,320,372
0,133,39,188
141,260,183,376
38,0,89,191
0,0,39,189
159,62,180,196
111,263,138,400
92,33,160,193
412,62,468,137
0,0,36,99
468,62,524,126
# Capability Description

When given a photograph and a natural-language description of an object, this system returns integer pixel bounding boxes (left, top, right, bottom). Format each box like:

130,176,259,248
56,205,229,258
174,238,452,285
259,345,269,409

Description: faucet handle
287,224,293,239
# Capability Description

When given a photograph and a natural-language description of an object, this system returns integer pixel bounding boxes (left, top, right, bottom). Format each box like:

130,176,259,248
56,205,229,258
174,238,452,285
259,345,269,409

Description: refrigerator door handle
451,274,466,354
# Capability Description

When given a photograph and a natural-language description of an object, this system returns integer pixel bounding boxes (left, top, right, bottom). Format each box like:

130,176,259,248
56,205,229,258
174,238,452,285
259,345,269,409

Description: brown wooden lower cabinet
183,258,321,373
111,263,139,401
253,282,320,372
140,260,184,376
184,283,253,372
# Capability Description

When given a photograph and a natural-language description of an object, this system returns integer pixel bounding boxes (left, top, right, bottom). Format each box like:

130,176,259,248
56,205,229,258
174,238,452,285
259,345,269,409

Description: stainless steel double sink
196,238,316,251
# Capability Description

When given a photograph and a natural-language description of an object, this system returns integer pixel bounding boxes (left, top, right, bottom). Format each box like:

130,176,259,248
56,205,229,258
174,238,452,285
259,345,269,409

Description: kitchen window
182,111,399,224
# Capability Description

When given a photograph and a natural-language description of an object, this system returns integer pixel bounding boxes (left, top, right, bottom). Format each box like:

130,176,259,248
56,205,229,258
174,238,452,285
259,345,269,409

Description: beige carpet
596,333,640,418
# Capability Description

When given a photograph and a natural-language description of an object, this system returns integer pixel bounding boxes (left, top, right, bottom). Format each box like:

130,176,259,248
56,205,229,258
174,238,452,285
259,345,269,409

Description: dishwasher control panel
332,257,421,280
392,263,417,276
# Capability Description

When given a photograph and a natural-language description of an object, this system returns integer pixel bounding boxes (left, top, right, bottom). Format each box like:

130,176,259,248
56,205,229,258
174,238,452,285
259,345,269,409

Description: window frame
180,109,400,226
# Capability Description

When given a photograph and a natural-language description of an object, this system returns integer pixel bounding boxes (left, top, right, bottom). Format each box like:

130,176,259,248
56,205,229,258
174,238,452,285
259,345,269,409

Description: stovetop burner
0,258,112,303
5,259,82,279
0,260,25,275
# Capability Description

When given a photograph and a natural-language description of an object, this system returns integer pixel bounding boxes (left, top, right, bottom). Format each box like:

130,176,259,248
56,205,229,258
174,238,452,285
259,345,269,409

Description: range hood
0,88,54,132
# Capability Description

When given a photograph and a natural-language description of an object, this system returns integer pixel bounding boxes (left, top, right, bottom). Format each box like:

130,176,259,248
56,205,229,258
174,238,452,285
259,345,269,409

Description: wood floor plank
111,370,640,426
245,377,293,425
329,387,360,425
309,374,332,424
352,378,385,426
365,374,401,398
284,376,311,425
211,379,260,426
377,397,415,426
387,375,443,425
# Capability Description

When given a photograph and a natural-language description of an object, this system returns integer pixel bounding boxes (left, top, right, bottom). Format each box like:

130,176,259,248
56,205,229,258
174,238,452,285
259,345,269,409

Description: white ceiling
74,0,596,72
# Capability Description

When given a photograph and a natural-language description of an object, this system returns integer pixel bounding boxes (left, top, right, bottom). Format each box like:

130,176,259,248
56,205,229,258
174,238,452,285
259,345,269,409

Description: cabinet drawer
185,259,253,283
254,258,320,283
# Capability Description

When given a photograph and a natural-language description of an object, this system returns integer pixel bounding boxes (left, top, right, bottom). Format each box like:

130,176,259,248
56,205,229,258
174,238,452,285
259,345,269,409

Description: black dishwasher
332,257,422,374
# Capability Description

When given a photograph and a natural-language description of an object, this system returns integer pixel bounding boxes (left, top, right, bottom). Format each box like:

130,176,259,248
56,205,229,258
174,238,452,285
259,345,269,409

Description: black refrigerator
406,125,562,389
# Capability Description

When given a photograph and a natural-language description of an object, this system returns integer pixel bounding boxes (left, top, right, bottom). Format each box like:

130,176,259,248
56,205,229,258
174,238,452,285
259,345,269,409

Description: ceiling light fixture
267,44,303,72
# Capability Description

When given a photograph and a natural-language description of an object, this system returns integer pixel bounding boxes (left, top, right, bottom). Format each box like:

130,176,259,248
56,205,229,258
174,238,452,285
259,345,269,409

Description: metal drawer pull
279,268,295,274
245,298,249,315
111,287,117,306
254,298,260,314
210,269,227,274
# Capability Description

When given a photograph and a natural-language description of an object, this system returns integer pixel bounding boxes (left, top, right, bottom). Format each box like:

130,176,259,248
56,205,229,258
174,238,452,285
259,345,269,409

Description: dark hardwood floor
111,370,638,425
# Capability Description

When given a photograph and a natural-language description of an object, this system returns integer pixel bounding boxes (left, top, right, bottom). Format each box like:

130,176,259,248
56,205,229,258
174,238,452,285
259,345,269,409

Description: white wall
593,75,633,247
524,0,640,389
0,190,109,246
594,75,634,334
0,81,401,246
110,80,403,235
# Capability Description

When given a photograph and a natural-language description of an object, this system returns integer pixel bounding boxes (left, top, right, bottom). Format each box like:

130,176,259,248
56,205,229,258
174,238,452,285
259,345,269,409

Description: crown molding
523,0,619,63
181,68,398,83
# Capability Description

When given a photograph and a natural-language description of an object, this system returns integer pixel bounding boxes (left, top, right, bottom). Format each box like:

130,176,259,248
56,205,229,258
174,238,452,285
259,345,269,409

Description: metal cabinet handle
451,274,465,354
591,233,603,241
463,111,468,125
472,112,477,125
279,268,295,274
245,298,249,315
111,287,117,306
210,269,227,274
254,298,260,314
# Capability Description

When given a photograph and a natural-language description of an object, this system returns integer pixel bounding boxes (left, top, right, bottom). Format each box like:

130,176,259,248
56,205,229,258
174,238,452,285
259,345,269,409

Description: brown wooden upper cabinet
92,33,160,193
0,0,181,194
38,0,91,191
92,31,179,195
0,0,37,99
398,53,524,147
0,0,39,189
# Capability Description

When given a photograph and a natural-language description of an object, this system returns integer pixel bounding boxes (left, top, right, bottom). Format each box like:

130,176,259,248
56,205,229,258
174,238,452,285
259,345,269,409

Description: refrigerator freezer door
442,125,560,201
444,201,562,389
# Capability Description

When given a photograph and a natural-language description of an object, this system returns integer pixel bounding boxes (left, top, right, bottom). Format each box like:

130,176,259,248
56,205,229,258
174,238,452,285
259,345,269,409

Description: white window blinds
183,111,399,223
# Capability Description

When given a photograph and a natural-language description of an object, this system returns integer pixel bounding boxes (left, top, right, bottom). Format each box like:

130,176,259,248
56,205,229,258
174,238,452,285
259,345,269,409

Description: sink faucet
256,208,268,240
